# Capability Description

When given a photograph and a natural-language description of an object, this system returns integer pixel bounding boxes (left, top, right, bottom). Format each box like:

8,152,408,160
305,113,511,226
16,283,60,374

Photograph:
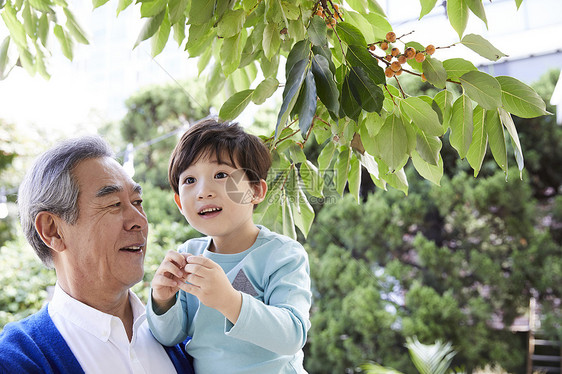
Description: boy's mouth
198,207,222,216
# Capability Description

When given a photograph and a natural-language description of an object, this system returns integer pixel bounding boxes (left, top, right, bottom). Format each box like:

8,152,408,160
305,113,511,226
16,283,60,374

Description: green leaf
117,0,134,16
412,150,443,186
92,0,110,9
294,70,317,136
262,22,281,60
318,140,336,171
449,94,473,159
344,11,375,44
2,3,27,48
221,31,245,75
38,13,49,46
206,62,225,101
422,56,447,89
443,58,477,81
64,8,89,45
173,17,187,46
515,0,523,9
185,21,214,56
400,96,443,136
419,0,438,19
217,8,245,38
485,109,507,172
433,89,454,130
189,0,215,25
416,130,442,165
134,10,165,48
197,46,212,74
219,89,254,120
0,37,11,78
276,59,308,136
252,77,279,105
375,114,409,172
335,147,351,196
496,75,550,118
335,22,367,48
459,70,502,110
282,190,297,239
28,0,55,13
33,40,49,79
498,107,524,177
349,66,383,113
151,11,170,57
168,0,188,24
53,25,73,60
467,105,488,176
461,33,507,61
300,160,323,198
381,164,409,195
309,15,328,47
348,153,361,202
292,186,315,238
362,12,392,40
286,39,311,76
447,0,469,38
311,54,339,116
22,3,35,39
341,72,362,122
140,0,167,18
346,45,385,85
466,0,488,27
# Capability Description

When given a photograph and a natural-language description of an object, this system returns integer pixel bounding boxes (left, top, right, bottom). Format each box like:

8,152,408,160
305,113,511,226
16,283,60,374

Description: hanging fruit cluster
368,32,436,78
314,1,343,29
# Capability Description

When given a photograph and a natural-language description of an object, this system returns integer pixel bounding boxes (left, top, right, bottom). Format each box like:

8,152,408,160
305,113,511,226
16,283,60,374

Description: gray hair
18,136,115,268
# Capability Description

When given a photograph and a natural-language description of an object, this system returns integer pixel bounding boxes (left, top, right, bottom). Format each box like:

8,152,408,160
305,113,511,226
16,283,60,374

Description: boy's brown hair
168,119,272,195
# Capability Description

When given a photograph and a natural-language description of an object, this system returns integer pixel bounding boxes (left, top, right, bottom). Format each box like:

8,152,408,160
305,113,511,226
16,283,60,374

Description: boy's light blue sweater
147,225,312,374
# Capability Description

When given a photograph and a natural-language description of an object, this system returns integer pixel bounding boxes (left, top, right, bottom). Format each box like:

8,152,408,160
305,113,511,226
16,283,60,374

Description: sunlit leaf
485,109,507,173
467,106,488,176
64,8,89,45
375,114,409,172
498,107,524,177
263,22,281,60
415,130,442,165
140,0,167,18
496,75,551,118
252,77,279,105
151,11,171,57
419,0,438,19
422,56,447,89
461,33,507,61
459,70,502,110
189,0,215,25
400,96,443,136
348,153,361,202
412,150,443,186
219,89,254,120
449,94,473,159
336,21,367,48
134,10,165,48
447,0,469,38
466,0,488,27
53,24,73,60
309,15,328,47
217,8,245,38
443,58,477,81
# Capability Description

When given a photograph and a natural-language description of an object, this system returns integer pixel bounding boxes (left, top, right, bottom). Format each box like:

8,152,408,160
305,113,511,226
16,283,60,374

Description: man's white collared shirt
48,283,178,374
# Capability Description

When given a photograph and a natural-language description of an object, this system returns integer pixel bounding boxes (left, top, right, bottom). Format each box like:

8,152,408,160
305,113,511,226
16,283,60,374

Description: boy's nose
197,181,216,199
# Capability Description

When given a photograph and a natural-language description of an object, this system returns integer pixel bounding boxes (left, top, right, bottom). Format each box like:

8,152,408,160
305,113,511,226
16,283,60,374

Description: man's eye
215,172,228,179
109,202,121,208
133,199,143,206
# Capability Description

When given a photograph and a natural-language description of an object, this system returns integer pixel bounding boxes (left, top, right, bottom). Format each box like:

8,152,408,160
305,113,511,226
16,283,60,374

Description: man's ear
174,193,183,211
34,212,66,252
251,179,268,205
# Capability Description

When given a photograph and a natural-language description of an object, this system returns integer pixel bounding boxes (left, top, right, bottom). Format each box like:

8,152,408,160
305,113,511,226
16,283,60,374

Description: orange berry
390,61,401,72
385,31,396,43
380,42,389,50
425,44,436,55
405,47,416,59
395,68,403,76
421,73,426,81
398,55,407,64
369,44,376,51
333,3,339,11
315,10,323,17
415,52,425,62
391,47,400,57
385,67,395,78
384,54,392,62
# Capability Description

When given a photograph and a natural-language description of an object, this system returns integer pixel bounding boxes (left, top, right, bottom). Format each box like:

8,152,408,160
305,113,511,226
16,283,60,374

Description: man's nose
124,203,148,231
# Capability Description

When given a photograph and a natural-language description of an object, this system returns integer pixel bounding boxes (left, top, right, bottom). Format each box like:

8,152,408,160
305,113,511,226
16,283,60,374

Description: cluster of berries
369,32,436,78
315,2,342,29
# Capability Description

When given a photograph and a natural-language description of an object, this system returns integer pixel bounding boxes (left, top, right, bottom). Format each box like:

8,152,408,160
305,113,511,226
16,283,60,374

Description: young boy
147,119,312,373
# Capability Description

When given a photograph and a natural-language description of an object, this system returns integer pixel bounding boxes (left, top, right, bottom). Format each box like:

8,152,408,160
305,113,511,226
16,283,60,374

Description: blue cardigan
0,306,194,373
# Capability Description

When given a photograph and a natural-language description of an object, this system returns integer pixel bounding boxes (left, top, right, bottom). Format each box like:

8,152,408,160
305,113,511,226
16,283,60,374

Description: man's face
57,157,148,291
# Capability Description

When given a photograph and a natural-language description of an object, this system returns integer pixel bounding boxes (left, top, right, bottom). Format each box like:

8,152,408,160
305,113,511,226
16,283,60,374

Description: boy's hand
151,250,189,314
180,255,242,324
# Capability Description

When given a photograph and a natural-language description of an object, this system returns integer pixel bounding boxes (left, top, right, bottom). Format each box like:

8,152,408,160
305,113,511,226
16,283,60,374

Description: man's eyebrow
95,183,142,198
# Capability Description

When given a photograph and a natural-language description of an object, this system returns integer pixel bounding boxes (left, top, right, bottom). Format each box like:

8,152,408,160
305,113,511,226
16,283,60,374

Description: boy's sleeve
146,291,189,347
224,241,312,355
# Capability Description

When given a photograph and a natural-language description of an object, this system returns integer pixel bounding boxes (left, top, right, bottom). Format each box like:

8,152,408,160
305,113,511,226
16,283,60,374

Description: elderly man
0,136,194,373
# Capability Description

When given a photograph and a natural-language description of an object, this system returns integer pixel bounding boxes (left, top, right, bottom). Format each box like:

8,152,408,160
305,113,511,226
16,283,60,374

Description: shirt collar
49,282,146,343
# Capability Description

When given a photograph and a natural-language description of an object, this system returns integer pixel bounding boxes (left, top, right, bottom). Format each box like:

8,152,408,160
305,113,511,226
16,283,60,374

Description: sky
0,0,561,139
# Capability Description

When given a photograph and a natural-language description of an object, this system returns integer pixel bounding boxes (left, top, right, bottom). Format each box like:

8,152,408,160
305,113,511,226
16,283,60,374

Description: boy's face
174,153,267,247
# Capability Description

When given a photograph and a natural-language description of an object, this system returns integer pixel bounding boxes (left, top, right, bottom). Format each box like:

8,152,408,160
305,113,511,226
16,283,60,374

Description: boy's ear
174,193,183,211
251,179,268,205
35,212,66,253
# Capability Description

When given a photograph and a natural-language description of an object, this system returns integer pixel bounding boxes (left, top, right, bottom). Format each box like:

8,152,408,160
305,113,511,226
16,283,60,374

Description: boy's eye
215,172,228,179
184,177,196,184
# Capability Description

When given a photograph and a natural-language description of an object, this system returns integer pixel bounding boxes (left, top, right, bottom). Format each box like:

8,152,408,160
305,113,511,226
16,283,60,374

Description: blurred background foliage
0,69,560,373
